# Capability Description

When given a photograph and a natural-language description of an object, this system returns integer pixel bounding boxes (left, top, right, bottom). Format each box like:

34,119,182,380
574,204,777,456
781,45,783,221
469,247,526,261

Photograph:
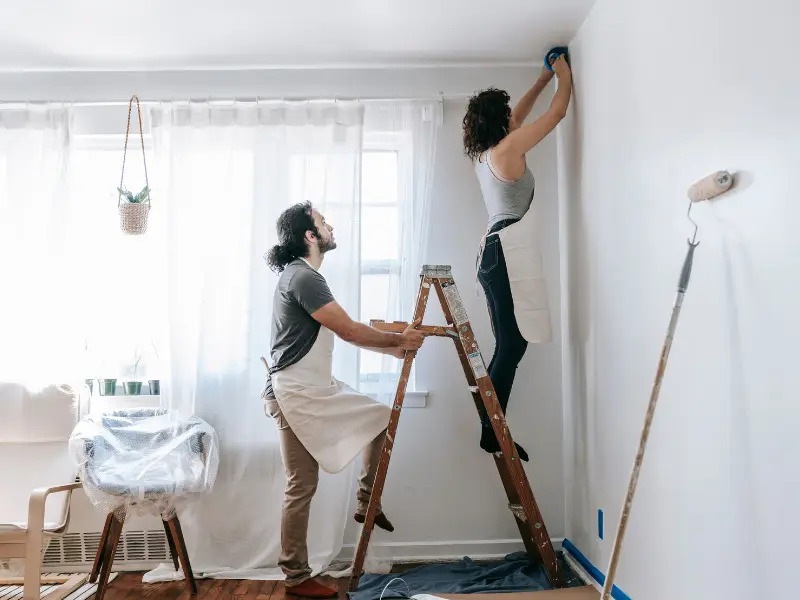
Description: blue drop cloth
347,552,584,600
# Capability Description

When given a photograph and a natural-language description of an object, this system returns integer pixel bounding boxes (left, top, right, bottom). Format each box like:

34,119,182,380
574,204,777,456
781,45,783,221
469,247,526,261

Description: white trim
337,538,564,563
0,61,540,75
43,533,561,571
365,390,427,408
561,548,603,595
0,65,537,104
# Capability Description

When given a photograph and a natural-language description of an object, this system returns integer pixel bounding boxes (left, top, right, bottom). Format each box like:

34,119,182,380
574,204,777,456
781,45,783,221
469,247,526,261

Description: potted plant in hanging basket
117,95,152,235
118,184,151,235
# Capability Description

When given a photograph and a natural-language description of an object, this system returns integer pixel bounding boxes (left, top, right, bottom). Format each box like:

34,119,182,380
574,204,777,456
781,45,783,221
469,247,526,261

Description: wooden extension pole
601,240,699,599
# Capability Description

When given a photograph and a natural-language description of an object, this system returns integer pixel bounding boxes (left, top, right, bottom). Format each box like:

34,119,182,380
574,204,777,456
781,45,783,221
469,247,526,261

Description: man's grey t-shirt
263,259,335,398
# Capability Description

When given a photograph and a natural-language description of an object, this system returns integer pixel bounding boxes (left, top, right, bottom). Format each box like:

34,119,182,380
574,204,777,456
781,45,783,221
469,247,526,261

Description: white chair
0,382,88,600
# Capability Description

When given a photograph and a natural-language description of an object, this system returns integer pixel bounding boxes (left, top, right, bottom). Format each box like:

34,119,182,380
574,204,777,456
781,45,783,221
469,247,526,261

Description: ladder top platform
421,264,453,277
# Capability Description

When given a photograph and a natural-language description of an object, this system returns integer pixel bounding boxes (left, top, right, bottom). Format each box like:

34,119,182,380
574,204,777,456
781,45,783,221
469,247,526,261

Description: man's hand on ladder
398,318,425,352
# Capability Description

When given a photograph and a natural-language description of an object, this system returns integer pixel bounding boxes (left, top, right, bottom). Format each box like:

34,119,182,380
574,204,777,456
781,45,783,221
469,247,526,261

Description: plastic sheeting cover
69,408,219,517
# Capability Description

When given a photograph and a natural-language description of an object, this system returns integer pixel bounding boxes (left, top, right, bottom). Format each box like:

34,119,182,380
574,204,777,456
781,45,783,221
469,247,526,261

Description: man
262,201,425,598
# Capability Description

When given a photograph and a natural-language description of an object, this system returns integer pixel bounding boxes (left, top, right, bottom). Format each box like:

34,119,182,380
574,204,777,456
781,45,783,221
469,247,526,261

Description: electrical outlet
598,509,604,540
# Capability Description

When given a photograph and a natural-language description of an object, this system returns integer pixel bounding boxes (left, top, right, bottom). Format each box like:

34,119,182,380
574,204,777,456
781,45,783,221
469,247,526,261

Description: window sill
365,390,428,408
88,393,162,415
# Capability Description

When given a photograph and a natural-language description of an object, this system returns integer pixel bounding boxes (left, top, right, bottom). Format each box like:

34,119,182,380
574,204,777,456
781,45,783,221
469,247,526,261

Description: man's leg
269,398,336,598
353,429,394,532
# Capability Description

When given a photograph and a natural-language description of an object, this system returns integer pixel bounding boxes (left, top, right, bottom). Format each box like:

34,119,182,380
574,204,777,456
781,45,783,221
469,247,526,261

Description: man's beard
317,237,336,254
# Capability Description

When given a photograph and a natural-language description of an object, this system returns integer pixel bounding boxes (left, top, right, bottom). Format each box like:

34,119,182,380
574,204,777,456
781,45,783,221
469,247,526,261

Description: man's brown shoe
286,577,338,598
353,511,394,532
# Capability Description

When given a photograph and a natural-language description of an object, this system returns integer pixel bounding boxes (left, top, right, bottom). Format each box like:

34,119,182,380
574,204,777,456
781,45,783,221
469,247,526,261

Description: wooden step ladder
348,264,565,592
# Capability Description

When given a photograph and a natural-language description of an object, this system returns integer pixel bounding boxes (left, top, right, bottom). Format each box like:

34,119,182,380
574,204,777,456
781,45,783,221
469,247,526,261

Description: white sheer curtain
147,100,365,579
0,105,75,386
362,100,442,401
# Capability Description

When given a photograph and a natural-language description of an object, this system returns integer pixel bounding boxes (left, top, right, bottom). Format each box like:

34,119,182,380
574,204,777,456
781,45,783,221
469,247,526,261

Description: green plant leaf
118,184,151,203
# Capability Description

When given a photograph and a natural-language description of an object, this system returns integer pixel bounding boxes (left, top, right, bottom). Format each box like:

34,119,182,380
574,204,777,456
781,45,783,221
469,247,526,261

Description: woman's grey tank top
475,150,535,229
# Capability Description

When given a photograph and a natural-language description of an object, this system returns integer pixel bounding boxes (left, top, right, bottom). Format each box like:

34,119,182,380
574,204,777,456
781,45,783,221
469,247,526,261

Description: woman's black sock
480,425,529,462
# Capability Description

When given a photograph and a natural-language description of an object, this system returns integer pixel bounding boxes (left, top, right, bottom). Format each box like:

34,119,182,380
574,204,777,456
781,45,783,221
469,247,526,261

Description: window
286,132,412,394
358,132,414,394
66,133,168,384
3,107,421,395
359,139,400,388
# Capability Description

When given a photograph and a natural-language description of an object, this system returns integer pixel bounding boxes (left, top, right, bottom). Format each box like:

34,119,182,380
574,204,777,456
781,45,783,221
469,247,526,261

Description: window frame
357,131,416,392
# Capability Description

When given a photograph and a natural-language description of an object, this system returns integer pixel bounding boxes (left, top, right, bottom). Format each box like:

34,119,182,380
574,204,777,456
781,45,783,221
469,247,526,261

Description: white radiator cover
47,483,170,572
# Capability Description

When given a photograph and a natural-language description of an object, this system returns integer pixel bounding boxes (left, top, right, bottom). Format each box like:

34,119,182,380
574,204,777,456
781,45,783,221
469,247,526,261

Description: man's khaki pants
265,395,385,585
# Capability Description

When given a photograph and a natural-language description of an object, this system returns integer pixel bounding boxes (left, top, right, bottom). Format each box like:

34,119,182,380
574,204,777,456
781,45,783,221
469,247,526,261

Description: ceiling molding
0,65,544,104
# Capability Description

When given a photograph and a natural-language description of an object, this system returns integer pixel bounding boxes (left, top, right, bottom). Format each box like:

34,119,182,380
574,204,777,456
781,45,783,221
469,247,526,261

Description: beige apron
480,203,552,344
271,325,392,474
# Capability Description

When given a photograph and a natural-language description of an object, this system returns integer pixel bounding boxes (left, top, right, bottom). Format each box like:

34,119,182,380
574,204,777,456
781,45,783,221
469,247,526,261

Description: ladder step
508,503,527,522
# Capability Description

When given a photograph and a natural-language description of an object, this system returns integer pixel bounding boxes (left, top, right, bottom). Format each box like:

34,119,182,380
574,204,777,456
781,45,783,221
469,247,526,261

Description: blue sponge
544,46,569,71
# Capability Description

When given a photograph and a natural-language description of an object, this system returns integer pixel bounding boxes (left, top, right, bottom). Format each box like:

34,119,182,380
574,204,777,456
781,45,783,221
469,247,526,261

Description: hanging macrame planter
117,95,151,235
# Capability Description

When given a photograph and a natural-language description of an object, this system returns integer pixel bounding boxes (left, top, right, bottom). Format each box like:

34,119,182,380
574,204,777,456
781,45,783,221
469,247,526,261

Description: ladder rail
348,277,431,591
432,276,563,587
348,267,564,591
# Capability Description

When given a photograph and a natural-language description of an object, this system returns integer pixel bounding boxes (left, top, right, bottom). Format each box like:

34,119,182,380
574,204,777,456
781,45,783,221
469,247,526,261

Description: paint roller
600,171,735,600
688,170,734,203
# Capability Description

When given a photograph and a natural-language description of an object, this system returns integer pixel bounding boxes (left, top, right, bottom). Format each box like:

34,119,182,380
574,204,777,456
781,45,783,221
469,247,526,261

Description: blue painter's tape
544,46,569,71
562,538,632,600
598,509,604,539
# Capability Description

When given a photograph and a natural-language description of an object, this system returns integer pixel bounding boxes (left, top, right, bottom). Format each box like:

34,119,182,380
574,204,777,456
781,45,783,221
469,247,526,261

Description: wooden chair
90,509,195,599
0,382,88,600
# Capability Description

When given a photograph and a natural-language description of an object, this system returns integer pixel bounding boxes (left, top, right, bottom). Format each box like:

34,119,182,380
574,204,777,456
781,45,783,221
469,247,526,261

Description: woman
463,54,572,461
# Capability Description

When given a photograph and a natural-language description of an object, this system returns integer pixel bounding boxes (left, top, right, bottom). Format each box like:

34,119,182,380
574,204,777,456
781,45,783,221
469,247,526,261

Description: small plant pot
148,379,161,395
123,381,143,395
98,379,117,396
84,378,94,394
119,202,150,235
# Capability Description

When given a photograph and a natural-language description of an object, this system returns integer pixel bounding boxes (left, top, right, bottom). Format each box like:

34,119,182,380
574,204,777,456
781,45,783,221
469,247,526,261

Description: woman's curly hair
462,87,512,160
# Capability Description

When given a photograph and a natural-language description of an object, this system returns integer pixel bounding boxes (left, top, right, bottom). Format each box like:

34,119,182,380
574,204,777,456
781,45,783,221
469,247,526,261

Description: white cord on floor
378,577,411,600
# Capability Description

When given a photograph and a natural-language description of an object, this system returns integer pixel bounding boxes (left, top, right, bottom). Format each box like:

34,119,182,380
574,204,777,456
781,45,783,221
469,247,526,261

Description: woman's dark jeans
476,218,528,456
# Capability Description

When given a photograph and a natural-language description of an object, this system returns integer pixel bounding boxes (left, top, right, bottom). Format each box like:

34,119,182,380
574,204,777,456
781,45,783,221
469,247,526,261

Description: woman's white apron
480,202,553,344
271,326,392,474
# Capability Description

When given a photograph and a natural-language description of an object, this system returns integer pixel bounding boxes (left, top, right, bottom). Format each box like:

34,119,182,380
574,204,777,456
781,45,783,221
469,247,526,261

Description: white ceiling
0,0,595,71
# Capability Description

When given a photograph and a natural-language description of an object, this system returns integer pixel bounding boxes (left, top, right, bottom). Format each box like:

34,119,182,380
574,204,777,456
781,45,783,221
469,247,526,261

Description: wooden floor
100,573,348,600
97,572,599,600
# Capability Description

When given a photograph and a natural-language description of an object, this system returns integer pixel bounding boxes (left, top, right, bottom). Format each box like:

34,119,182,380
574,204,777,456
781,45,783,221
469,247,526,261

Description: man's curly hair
462,87,512,160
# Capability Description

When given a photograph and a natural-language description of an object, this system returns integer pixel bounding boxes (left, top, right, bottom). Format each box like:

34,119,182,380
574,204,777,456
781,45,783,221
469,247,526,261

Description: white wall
1,66,568,559
343,95,565,559
558,0,799,598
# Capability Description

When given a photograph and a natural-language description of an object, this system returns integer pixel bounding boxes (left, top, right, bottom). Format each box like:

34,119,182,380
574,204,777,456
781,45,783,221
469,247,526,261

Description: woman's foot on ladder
480,426,529,462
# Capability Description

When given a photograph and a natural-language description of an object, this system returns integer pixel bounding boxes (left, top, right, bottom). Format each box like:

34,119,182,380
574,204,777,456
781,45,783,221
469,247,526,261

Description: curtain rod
0,94,472,109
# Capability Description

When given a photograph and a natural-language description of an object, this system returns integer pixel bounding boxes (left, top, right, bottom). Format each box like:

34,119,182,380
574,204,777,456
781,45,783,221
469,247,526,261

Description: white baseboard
338,538,565,563
561,551,598,592
43,533,567,573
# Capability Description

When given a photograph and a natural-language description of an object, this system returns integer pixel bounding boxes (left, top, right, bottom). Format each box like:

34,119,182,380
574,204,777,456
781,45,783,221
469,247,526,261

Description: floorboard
99,572,597,600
